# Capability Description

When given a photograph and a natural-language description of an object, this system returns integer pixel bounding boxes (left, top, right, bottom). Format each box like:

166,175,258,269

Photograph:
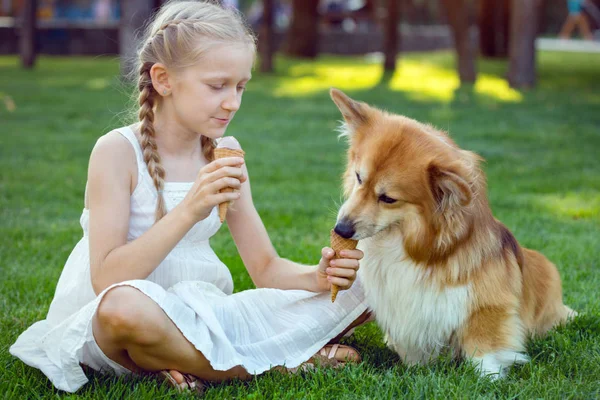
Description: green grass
1,51,599,399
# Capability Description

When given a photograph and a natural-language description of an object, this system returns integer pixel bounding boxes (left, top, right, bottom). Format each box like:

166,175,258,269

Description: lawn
1,51,599,399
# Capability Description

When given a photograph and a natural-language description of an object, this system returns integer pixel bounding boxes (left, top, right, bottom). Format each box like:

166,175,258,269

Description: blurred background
2,0,600,87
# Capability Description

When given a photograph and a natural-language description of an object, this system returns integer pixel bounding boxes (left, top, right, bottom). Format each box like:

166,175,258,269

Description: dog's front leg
385,334,435,366
460,307,529,379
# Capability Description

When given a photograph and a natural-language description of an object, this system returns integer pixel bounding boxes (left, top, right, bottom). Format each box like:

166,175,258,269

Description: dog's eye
356,172,362,184
379,194,397,204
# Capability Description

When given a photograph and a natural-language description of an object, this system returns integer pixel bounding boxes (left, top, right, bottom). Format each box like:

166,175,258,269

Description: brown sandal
316,343,361,363
158,370,205,394
283,344,361,374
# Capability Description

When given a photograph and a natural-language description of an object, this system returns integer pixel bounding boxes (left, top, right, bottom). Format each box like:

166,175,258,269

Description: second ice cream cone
214,147,245,223
330,229,358,303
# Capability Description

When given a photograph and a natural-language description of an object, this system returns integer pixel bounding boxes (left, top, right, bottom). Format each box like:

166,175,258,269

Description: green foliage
1,52,599,398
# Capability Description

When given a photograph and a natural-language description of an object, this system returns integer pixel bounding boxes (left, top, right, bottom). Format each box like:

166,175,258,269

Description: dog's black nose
334,219,356,239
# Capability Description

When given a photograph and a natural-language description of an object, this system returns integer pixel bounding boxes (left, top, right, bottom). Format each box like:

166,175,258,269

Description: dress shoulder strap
116,125,145,166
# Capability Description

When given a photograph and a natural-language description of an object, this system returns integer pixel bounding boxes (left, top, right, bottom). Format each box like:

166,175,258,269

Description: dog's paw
471,350,529,379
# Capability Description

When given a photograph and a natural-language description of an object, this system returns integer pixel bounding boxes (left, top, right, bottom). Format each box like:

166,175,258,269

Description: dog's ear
427,163,472,212
330,88,369,129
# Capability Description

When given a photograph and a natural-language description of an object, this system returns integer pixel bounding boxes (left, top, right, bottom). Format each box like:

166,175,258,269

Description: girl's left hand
316,247,363,293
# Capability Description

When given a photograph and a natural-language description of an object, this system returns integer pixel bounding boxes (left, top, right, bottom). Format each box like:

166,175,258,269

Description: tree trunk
479,0,510,58
383,0,399,71
259,0,274,72
120,0,155,79
441,0,477,83
20,0,37,69
283,0,319,58
507,0,542,88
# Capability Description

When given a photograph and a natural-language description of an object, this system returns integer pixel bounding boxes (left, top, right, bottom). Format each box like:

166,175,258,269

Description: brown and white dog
330,88,576,378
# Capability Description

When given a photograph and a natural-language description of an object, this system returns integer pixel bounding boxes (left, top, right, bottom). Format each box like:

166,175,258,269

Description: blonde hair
135,0,256,221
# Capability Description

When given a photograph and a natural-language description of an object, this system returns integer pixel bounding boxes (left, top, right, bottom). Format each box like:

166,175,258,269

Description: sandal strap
159,370,185,391
182,374,194,385
159,371,205,394
182,373,204,392
318,343,340,358
327,343,340,359
318,344,362,363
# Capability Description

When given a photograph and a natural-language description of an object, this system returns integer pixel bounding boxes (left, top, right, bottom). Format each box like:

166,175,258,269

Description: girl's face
169,43,254,139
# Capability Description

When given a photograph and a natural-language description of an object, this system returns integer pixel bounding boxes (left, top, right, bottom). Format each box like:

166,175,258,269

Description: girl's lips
213,117,230,125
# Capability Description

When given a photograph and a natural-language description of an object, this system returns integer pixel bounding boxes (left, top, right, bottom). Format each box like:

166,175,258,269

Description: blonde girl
10,0,369,394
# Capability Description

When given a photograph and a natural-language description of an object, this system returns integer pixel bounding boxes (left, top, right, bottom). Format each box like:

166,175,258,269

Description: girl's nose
222,89,241,111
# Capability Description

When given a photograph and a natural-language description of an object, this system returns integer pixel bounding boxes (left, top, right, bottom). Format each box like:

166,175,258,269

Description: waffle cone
214,147,245,223
330,229,358,302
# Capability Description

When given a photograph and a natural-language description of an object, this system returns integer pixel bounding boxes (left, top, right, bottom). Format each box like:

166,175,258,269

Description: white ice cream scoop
217,136,242,150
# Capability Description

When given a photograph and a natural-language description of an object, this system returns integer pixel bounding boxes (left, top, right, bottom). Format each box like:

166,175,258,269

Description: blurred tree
441,0,476,83
20,0,37,69
283,0,319,58
508,0,542,88
120,0,156,78
259,0,274,72
479,0,510,58
384,0,399,71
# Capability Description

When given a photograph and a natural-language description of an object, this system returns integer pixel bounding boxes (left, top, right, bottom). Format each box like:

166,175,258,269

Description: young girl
10,0,369,394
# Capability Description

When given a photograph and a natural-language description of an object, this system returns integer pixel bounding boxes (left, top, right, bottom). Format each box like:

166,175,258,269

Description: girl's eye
237,86,246,92
209,84,224,90
378,194,397,204
356,172,362,184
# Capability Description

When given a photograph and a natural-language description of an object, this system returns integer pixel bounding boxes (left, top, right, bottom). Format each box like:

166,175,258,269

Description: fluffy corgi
330,88,576,378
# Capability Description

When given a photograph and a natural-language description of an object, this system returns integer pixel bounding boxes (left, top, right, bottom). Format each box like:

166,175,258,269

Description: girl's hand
316,247,363,293
181,157,246,222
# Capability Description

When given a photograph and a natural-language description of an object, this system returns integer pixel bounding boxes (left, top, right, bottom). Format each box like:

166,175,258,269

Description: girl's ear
150,63,171,96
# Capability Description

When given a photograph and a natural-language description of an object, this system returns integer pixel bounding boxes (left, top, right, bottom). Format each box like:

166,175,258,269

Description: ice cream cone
330,229,358,303
214,147,245,223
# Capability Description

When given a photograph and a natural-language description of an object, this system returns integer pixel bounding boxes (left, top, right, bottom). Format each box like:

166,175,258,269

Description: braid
130,0,256,223
201,135,216,162
138,62,168,222
158,19,188,32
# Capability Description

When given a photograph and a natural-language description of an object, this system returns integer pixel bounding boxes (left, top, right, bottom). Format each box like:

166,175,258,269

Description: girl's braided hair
135,0,255,222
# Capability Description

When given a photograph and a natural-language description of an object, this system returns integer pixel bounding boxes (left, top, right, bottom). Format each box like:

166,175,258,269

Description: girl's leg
93,286,371,383
313,309,373,363
576,14,594,40
93,286,250,382
328,309,373,345
559,15,577,39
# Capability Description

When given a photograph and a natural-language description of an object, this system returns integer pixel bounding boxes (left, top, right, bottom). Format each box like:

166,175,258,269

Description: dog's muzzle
334,219,356,239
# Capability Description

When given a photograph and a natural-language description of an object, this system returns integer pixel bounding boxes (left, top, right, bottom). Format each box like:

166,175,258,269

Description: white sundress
9,126,369,393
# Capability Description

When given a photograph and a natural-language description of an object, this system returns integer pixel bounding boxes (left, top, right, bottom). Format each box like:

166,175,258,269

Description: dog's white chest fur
359,236,470,364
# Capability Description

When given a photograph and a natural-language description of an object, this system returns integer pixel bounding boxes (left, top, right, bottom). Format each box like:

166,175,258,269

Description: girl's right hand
181,157,246,222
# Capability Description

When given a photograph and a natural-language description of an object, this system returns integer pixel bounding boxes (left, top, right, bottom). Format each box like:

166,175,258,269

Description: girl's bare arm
87,132,244,294
226,164,322,292
87,132,197,294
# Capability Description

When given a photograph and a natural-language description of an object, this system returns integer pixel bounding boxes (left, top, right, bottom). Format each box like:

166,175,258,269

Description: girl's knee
95,286,164,344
